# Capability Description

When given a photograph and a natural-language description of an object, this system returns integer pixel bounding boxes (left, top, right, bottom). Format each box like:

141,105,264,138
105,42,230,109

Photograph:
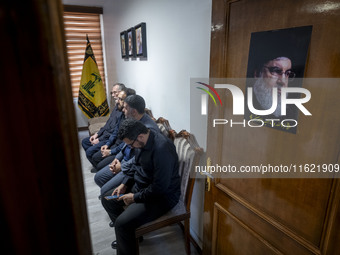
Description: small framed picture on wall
120,31,128,58
127,27,136,58
134,22,147,58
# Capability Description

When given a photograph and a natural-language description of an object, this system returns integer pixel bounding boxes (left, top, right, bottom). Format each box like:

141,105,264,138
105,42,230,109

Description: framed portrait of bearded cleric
120,31,128,59
245,26,313,134
127,27,136,58
134,22,147,58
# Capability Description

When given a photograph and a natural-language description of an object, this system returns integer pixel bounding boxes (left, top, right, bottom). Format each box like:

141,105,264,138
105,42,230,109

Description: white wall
102,2,211,247
102,0,211,136
64,0,211,248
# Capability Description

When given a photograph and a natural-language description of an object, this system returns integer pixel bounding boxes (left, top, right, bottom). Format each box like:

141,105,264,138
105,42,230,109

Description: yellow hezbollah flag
78,36,109,118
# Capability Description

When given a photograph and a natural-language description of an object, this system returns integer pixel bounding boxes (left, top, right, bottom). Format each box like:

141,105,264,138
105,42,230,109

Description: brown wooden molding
63,5,103,14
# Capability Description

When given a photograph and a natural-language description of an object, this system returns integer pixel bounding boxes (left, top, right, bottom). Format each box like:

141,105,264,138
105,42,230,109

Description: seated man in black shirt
101,118,180,255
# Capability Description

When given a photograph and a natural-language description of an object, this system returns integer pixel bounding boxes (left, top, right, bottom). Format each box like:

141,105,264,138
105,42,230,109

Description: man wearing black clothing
92,94,159,170
101,119,180,255
81,83,125,167
99,94,160,157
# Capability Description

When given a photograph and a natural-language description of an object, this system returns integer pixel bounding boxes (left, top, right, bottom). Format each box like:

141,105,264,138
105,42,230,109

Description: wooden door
203,0,340,254
0,1,92,254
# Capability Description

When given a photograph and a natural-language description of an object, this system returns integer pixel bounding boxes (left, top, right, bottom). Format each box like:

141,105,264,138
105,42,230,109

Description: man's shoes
90,168,98,173
111,237,143,249
111,240,117,249
109,221,114,227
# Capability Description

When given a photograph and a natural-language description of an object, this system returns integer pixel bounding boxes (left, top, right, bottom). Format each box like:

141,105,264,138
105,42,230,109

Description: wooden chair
145,108,156,121
87,115,109,135
156,117,177,141
135,130,203,254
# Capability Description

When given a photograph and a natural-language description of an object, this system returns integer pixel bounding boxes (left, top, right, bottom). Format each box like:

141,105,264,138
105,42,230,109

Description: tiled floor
78,131,199,255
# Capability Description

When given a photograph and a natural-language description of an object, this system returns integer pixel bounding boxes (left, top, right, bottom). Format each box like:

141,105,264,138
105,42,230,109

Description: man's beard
253,77,281,117
110,98,117,111
136,141,145,148
117,103,123,111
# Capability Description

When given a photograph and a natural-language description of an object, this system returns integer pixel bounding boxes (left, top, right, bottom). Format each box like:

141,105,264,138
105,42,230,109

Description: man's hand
92,138,99,145
118,193,135,206
113,183,127,197
101,149,111,157
90,133,98,144
109,158,121,174
101,145,108,152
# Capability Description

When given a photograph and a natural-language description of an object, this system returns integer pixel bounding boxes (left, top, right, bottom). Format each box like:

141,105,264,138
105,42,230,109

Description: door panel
204,0,340,254
212,203,283,255
217,179,333,245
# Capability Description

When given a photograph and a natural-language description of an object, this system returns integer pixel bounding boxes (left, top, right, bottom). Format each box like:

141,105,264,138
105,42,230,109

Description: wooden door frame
0,1,92,254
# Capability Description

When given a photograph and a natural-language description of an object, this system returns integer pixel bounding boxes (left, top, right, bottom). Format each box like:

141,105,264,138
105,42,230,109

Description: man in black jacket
93,94,160,170
101,118,180,255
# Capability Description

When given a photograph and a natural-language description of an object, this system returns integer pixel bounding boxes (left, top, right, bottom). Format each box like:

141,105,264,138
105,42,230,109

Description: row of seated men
81,83,181,255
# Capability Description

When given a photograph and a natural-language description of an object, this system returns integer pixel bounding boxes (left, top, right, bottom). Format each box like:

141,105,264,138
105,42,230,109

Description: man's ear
254,69,261,78
131,108,137,116
137,134,144,142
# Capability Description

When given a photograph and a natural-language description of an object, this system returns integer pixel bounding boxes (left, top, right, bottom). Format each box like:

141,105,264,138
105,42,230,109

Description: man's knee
114,214,132,231
115,203,147,231
94,166,113,187
92,150,103,164
94,167,109,187
86,145,100,159
100,194,111,211
81,137,91,150
96,155,114,170
94,171,103,186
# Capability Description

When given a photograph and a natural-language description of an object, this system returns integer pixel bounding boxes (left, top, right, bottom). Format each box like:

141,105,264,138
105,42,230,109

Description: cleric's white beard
253,77,281,117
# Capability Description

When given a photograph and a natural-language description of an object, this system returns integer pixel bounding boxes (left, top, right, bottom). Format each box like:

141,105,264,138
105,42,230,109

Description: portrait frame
134,22,147,58
245,26,313,134
126,27,136,58
120,31,128,58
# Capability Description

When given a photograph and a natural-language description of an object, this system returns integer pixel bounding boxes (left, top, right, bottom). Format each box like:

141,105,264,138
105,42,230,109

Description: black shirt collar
142,129,154,151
